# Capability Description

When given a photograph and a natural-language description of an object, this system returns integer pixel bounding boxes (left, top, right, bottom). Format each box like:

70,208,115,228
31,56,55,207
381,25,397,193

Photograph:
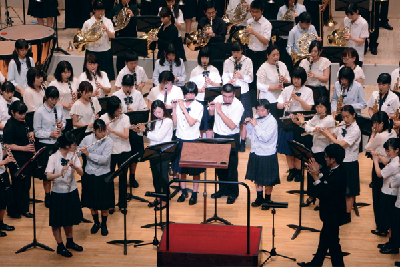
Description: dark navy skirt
245,152,280,187
171,139,205,176
81,173,114,211
343,161,360,197
49,189,83,228
277,128,294,156
198,100,213,131
378,192,397,231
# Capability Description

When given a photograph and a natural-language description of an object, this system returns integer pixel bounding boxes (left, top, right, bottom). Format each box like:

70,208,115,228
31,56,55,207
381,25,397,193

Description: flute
207,102,231,107
301,123,350,136
171,99,195,103
244,116,266,124
130,118,165,130
279,113,326,120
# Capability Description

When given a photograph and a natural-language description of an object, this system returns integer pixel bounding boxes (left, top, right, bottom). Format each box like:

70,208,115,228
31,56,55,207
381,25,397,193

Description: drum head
1,25,54,44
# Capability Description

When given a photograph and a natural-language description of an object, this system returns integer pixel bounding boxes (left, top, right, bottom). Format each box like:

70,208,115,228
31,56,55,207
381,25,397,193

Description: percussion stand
53,12,69,55
16,147,54,254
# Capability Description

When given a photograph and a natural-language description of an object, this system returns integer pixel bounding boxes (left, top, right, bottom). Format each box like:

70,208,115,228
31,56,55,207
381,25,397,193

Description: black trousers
110,152,131,209
214,133,240,198
150,159,170,201
247,49,266,108
311,222,344,267
372,163,384,230
307,152,326,198
8,161,32,216
303,0,329,37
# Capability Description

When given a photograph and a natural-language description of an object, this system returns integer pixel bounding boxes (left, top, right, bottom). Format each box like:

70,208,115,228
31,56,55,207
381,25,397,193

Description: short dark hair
1,81,15,93
77,81,93,99
371,111,392,132
106,96,121,118
93,0,105,10
197,46,211,65
341,47,360,66
284,0,297,7
27,67,46,89
266,44,279,57
338,67,355,86
125,51,138,62
158,70,174,84
342,104,356,115
9,100,27,116
309,40,323,53
315,96,329,110
325,144,346,164
291,67,307,85
54,60,74,82
345,3,359,15
53,131,76,154
377,73,391,84
298,12,312,23
45,86,60,99
231,41,243,52
383,138,400,154
122,74,134,86
160,43,181,67
204,0,216,12
256,99,270,110
93,118,106,131
222,83,235,94
250,0,264,11
182,81,198,96
83,53,102,81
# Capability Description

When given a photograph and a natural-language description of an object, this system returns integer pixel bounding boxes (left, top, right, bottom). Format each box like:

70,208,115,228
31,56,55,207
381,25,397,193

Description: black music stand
125,110,150,203
137,15,162,69
97,97,109,116
111,38,148,58
321,46,348,99
270,20,295,41
195,138,235,225
307,85,331,112
286,140,320,240
208,43,232,76
139,141,180,230
335,0,369,12
205,86,241,103
53,8,69,56
15,147,54,254
105,153,143,255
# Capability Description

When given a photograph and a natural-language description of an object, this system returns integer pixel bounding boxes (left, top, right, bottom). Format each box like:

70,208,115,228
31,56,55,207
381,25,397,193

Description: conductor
298,144,347,267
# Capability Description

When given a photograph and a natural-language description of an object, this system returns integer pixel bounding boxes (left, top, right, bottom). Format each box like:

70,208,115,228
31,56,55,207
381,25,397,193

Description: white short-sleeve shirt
82,16,115,52
278,85,314,112
299,57,331,86
69,98,101,132
390,68,400,91
212,95,244,135
23,86,45,112
78,71,111,97
222,56,253,94
49,79,79,119
381,156,400,196
115,65,148,89
333,121,361,162
337,65,365,82
305,114,336,153
147,118,174,146
365,130,398,159
247,16,271,52
175,100,203,140
343,16,369,62
99,113,131,154
189,65,222,102
113,89,147,113
367,91,400,115
390,173,400,208
257,61,291,103
147,85,184,106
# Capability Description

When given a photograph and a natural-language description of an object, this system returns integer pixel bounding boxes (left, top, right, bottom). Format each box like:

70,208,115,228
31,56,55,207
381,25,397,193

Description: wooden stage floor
0,150,399,267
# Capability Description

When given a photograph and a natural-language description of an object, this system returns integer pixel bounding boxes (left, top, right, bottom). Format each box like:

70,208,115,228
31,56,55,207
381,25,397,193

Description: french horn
232,25,251,46
280,8,296,21
73,20,104,52
327,27,350,47
291,33,317,65
222,1,248,26
186,24,212,51
113,7,132,31
139,27,160,54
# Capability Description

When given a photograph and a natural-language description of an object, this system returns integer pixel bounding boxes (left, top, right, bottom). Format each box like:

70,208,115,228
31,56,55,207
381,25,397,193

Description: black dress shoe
239,146,246,153
370,46,378,55
287,169,295,182
101,224,108,236
148,200,159,208
314,205,320,211
130,178,139,188
0,231,6,237
380,22,393,30
371,229,388,236
377,242,390,249
7,213,21,219
251,197,264,207
227,196,236,204
301,198,316,207
91,223,100,234
395,261,400,267
177,194,187,202
189,194,197,205
297,262,321,267
211,191,224,199
66,242,83,252
22,212,33,218
109,208,115,214
57,247,73,257
380,247,399,254
0,223,15,231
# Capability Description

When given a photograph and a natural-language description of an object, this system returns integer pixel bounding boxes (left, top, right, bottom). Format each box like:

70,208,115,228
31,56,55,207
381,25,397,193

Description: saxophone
394,62,400,91
394,107,400,135
372,93,380,114
337,84,345,114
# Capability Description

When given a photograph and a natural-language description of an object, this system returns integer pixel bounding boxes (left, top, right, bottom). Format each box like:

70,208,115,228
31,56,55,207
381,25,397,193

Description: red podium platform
157,223,262,267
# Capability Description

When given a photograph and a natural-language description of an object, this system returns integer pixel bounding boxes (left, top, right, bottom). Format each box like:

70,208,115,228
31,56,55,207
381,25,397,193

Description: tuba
73,20,104,52
232,25,251,46
327,27,350,47
113,7,132,31
280,8,296,21
291,33,317,65
139,27,161,54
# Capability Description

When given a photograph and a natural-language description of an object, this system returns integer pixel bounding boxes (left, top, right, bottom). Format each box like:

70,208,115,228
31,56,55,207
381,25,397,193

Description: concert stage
157,223,262,267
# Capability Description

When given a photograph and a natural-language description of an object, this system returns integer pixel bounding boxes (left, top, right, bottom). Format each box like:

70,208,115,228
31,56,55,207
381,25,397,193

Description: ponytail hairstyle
371,111,392,132
77,81,93,99
150,99,171,131
13,39,31,75
93,118,107,132
383,138,400,156
51,131,77,155
83,53,102,81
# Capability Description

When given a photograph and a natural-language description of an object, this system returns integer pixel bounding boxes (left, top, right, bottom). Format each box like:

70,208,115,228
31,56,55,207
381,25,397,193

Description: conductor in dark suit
298,144,347,267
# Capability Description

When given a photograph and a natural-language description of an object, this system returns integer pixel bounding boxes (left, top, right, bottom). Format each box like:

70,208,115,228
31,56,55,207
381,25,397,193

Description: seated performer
134,100,173,210
114,51,148,93
277,0,306,21
208,84,244,204
4,101,35,219
0,142,15,237
337,48,365,86
390,64,400,91
78,53,111,97
152,44,187,87
277,67,314,182
189,46,222,138
226,0,252,42
197,0,227,44
331,67,367,118
371,138,400,251
298,144,347,267
321,105,361,224
222,41,253,152
171,82,204,205
147,71,184,108
46,133,83,258
23,68,46,112
366,111,397,236
245,99,280,207
33,86,65,208
79,119,113,236
287,12,318,56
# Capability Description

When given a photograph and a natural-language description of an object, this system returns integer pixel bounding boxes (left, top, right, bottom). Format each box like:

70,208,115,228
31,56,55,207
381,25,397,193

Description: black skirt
49,189,83,228
378,192,397,231
85,50,115,81
27,0,59,18
0,172,13,210
391,207,400,248
129,131,144,163
343,161,360,197
245,152,280,187
81,173,114,211
181,0,197,19
171,139,205,176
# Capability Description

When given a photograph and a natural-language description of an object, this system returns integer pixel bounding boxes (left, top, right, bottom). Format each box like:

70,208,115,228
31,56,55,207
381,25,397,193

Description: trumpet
279,113,325,120
301,123,350,136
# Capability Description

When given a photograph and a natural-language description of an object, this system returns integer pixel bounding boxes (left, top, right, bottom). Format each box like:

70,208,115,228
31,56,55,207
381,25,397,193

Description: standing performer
7,39,35,98
295,97,335,208
78,53,111,97
46,133,83,258
33,86,65,208
245,99,280,207
222,42,253,152
321,105,361,224
172,82,204,205
79,119,113,236
81,0,115,81
189,46,222,138
388,162,400,255
365,112,397,236
208,84,244,204
23,68,46,112
100,96,131,213
225,0,252,42
197,1,228,44
181,0,198,42
147,71,184,108
0,82,20,138
0,142,15,236
277,67,314,182
134,100,173,210
27,0,58,27
337,48,365,86
49,61,79,133
115,51,148,93
4,101,35,219
298,144,346,267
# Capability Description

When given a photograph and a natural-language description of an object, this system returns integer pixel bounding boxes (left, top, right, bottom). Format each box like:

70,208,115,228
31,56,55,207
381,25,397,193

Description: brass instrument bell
327,27,350,47
113,7,132,31
73,20,104,52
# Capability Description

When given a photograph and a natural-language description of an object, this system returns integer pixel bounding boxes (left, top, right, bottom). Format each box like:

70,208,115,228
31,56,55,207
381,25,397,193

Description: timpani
0,40,15,79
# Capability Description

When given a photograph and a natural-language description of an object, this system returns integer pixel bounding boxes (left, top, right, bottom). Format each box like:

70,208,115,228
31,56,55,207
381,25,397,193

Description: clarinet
68,81,76,101
92,70,100,95
133,68,137,89
54,107,61,132
276,62,282,85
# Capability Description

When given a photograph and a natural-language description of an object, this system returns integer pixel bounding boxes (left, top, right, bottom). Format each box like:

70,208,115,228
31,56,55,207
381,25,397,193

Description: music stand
204,86,241,103
139,141,180,230
286,140,320,240
208,43,232,76
195,138,234,225
307,85,331,112
105,153,144,255
15,147,54,254
335,0,369,12
136,15,162,69
270,20,295,41
321,46,348,99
